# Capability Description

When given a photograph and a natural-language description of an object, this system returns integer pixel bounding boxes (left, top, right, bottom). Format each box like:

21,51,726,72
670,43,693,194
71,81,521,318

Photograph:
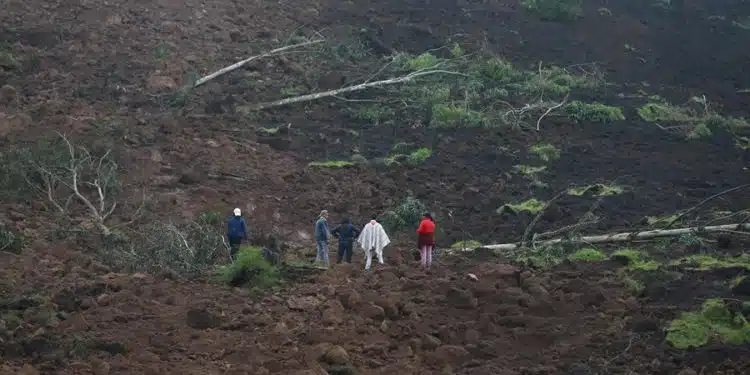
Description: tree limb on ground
193,39,325,88
252,69,467,110
468,223,750,252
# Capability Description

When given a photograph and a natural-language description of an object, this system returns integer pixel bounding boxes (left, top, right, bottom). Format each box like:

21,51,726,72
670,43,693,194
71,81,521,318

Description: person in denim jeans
314,210,331,267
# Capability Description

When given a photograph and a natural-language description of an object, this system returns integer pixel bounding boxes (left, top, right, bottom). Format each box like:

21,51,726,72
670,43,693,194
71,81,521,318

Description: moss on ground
499,198,546,214
670,254,750,271
567,184,624,197
530,143,560,161
568,248,607,262
611,249,660,271
666,299,750,349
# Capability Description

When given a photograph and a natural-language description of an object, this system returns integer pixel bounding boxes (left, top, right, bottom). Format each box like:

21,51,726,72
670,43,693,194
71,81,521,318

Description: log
472,223,750,252
252,69,465,110
193,39,325,88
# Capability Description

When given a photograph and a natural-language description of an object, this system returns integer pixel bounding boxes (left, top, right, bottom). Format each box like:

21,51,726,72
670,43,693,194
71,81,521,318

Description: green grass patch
498,198,546,215
637,102,694,122
408,148,433,164
565,101,625,124
530,143,560,161
430,104,487,128
451,240,483,250
567,184,624,197
514,165,546,177
308,160,354,168
666,299,750,349
215,246,280,288
670,254,750,271
568,248,607,262
611,248,660,271
646,213,681,228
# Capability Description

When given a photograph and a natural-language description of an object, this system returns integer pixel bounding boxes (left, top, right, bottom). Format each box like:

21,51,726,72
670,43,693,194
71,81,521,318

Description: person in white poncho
357,215,391,271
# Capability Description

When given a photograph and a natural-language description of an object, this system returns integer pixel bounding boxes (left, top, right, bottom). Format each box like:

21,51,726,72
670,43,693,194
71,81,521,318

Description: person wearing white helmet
226,208,248,262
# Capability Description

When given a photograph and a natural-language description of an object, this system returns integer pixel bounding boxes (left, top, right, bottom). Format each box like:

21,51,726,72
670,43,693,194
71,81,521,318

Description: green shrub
530,143,560,161
408,148,433,165
216,246,280,288
566,101,625,123
430,104,486,128
637,102,692,122
521,0,583,21
568,248,607,262
666,299,750,349
381,197,427,234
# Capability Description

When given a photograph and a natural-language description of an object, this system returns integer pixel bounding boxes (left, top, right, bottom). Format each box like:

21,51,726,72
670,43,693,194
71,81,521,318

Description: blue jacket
227,216,248,239
331,223,360,245
315,217,329,241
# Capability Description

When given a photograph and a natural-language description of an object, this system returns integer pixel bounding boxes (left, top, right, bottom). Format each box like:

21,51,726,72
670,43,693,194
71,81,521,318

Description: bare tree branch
253,68,468,110
193,39,325,88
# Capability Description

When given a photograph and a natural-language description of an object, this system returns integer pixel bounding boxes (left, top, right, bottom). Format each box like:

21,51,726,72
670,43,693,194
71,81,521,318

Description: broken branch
193,39,325,88
253,69,467,110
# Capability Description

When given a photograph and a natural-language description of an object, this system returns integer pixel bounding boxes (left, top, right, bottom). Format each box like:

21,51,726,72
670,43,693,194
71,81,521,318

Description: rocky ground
1,0,749,374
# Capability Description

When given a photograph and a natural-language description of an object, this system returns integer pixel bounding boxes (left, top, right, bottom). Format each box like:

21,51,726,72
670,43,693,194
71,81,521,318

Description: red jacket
416,218,436,247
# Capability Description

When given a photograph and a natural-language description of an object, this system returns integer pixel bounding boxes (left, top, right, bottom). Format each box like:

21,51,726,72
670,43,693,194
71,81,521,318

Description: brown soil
2,0,750,374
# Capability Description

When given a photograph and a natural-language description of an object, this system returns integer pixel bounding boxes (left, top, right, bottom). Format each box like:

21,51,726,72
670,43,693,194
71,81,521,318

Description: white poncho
357,220,390,254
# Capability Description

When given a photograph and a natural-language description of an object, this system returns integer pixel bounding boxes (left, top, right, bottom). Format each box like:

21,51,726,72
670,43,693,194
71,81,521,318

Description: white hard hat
233,208,241,216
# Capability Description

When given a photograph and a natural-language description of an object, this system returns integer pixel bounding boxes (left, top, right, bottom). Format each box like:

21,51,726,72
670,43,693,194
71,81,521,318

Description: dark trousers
337,241,353,263
228,236,243,261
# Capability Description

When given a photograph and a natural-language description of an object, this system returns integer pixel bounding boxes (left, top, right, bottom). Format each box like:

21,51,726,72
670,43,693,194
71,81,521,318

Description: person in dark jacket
226,208,248,262
331,217,360,264
314,210,331,267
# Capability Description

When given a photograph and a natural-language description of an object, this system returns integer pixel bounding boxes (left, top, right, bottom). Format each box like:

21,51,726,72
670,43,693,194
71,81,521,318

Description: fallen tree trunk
193,39,325,88
252,69,464,110
475,223,750,252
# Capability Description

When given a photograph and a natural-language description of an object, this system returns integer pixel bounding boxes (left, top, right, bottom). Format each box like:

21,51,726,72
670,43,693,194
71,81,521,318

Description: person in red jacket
416,213,436,269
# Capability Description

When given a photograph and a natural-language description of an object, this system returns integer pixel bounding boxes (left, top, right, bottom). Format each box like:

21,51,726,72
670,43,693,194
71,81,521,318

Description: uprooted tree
191,33,600,131
17,133,144,236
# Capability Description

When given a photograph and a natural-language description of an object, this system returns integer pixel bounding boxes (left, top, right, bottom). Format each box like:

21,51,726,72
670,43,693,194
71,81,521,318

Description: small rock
362,303,385,320
422,334,442,349
20,364,40,375
677,368,698,375
90,358,111,375
323,345,350,365
146,74,178,91
185,309,221,329
434,345,469,366
287,296,320,311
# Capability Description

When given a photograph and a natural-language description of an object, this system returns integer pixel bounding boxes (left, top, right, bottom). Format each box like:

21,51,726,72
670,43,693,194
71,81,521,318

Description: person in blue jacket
331,217,360,264
314,210,331,267
226,208,248,262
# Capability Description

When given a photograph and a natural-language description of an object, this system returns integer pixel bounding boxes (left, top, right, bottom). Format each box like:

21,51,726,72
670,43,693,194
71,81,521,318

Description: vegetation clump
451,240,483,250
670,254,750,271
216,246,280,288
0,227,25,254
530,143,560,161
499,198,546,214
611,249,659,271
565,101,625,123
380,196,427,234
567,184,624,197
568,248,607,262
666,299,750,349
